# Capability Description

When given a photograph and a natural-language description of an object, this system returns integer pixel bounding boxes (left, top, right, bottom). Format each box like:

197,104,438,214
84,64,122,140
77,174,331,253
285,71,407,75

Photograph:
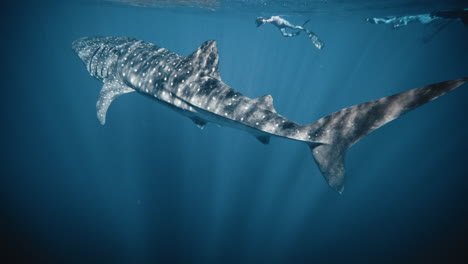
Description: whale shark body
72,36,467,193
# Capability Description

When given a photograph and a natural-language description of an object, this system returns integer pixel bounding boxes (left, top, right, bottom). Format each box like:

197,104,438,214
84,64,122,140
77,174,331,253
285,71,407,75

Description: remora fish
72,36,467,193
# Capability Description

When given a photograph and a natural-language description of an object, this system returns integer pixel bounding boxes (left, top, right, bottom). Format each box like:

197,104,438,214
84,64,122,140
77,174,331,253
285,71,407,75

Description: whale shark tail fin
306,78,468,193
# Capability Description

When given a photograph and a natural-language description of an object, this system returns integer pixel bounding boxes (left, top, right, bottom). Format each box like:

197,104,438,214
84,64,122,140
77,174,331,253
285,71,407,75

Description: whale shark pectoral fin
256,135,270,144
252,94,276,113
190,116,208,129
96,80,135,125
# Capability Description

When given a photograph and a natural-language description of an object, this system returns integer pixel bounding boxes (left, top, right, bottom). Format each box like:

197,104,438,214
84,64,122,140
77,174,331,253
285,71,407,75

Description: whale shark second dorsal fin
252,94,276,113
186,40,221,80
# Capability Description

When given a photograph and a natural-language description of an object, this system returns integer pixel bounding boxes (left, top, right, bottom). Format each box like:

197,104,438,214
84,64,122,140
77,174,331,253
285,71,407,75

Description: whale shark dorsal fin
187,40,221,80
96,80,135,125
252,94,276,113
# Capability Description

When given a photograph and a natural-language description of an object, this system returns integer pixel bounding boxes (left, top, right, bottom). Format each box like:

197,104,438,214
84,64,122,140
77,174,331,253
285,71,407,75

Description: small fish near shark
72,36,467,193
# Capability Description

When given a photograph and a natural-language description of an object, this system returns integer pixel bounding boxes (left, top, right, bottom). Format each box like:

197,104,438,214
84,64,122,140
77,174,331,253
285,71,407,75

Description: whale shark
72,36,467,193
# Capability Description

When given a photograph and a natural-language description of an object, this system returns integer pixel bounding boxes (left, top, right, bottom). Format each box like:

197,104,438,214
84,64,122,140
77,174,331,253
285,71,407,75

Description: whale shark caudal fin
306,78,468,193
96,80,135,125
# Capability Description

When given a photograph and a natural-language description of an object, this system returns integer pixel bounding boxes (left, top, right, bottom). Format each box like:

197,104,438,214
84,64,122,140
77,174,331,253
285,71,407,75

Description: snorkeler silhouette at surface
256,16,324,49
366,8,468,28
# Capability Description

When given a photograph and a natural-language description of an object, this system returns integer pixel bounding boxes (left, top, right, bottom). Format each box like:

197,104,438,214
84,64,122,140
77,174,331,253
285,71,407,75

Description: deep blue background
2,1,468,263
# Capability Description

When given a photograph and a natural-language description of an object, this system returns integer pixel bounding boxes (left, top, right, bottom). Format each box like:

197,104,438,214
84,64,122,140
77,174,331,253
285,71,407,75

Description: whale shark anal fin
96,80,135,125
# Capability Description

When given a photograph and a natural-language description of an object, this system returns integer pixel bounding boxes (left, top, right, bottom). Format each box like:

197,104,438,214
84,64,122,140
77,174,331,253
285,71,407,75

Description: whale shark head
72,37,103,64
72,36,139,80
72,36,137,66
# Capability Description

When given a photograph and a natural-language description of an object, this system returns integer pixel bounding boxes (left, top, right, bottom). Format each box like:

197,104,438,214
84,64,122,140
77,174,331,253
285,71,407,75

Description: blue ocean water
2,0,468,263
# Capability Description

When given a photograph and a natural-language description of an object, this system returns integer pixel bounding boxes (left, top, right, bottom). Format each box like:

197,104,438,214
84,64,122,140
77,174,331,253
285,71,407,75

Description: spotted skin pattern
73,36,467,193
